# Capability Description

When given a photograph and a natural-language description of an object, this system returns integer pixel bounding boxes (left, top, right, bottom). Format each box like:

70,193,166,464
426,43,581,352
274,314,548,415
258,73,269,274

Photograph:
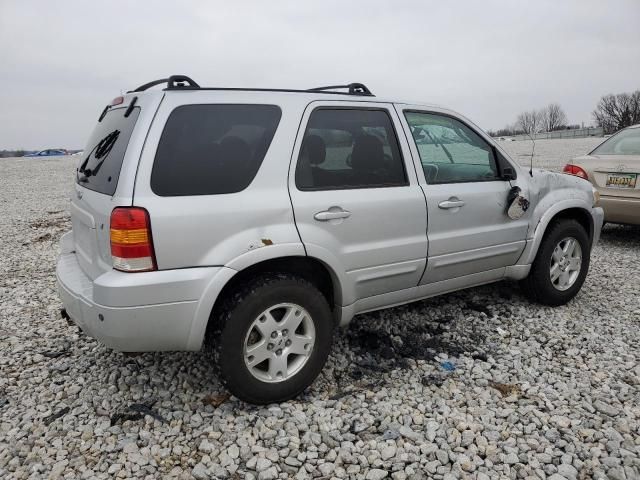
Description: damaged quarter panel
517,169,600,266
132,92,307,270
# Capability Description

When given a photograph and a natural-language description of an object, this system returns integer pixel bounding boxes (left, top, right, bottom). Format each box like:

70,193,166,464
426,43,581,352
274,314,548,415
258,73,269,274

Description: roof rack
307,83,373,96
129,75,200,93
128,76,374,96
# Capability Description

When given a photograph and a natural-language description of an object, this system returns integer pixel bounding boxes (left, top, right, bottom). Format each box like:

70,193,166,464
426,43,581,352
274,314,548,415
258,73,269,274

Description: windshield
76,106,141,195
591,127,640,156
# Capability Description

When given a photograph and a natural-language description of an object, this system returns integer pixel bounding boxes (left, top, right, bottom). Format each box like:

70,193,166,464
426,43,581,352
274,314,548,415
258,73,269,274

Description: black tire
520,218,591,306
207,274,334,404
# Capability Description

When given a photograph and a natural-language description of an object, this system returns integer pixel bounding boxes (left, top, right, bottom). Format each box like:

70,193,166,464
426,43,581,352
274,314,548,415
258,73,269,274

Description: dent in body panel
515,169,596,265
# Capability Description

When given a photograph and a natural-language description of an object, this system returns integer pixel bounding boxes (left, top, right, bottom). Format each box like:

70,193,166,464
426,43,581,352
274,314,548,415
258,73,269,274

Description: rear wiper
124,96,138,118
77,130,120,181
98,105,110,122
85,130,120,177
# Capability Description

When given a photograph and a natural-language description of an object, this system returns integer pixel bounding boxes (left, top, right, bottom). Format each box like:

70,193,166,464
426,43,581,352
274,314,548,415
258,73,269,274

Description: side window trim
402,108,511,185
295,106,410,192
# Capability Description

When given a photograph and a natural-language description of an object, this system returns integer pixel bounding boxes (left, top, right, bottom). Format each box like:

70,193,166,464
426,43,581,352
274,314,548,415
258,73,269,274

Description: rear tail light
110,207,157,272
562,164,588,180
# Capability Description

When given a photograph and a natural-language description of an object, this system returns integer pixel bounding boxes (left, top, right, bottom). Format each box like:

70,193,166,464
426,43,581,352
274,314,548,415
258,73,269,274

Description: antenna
526,130,536,177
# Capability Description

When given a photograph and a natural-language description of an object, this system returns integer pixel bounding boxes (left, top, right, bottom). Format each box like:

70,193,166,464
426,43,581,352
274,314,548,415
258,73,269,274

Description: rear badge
506,186,529,220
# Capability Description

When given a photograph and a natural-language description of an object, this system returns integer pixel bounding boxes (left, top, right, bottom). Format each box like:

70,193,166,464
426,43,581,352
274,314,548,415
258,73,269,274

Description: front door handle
438,199,465,209
314,208,352,221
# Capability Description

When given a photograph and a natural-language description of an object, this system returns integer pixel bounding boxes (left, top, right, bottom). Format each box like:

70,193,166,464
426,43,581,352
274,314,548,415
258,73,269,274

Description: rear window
76,107,141,195
151,104,282,196
591,127,640,156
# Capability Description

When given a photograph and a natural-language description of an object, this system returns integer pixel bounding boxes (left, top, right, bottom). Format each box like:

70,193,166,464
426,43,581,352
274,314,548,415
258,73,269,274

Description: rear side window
76,107,141,196
151,104,282,196
295,108,407,190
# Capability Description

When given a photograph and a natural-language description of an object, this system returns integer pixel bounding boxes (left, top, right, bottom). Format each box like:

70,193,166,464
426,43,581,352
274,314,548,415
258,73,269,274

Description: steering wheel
423,164,439,183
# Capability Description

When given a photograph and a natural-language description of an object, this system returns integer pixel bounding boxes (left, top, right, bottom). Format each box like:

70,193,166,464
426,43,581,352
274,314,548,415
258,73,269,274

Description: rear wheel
521,219,590,306
207,274,333,404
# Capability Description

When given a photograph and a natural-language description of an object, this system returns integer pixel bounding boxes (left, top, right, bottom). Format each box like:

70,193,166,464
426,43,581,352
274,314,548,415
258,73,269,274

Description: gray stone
505,453,519,465
557,464,578,480
192,463,209,480
366,469,389,480
381,444,397,461
436,449,449,465
256,458,272,472
593,400,620,417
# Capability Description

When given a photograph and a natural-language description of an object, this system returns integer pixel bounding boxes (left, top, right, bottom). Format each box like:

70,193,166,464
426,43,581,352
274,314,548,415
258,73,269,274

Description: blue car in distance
25,149,68,157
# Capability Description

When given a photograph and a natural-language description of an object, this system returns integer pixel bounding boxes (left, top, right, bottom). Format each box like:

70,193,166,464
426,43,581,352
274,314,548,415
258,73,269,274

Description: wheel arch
203,256,342,343
547,207,594,243
519,202,595,266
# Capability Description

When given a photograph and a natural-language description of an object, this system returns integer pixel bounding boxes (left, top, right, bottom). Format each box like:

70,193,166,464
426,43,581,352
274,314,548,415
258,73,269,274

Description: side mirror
506,186,530,219
502,167,516,181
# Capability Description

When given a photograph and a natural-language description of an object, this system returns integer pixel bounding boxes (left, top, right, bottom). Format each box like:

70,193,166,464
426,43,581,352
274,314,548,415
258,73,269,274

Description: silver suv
57,75,604,404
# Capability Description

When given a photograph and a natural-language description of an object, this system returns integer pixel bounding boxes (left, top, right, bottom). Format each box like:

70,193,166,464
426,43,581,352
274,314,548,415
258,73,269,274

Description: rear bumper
599,195,640,225
56,233,222,352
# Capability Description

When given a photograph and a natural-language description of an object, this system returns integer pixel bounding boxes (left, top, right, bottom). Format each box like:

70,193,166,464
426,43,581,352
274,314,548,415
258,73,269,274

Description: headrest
351,134,385,171
302,134,326,166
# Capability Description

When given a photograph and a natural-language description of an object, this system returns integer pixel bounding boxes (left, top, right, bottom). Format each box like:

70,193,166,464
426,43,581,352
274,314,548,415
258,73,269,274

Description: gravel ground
1,141,638,480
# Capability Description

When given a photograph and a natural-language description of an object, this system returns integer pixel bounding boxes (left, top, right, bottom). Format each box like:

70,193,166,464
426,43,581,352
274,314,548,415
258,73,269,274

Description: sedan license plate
606,173,637,188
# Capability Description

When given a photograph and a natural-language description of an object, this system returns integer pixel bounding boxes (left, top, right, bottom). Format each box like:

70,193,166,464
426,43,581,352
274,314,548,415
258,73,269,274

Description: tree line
488,88,640,137
593,90,640,134
488,103,573,137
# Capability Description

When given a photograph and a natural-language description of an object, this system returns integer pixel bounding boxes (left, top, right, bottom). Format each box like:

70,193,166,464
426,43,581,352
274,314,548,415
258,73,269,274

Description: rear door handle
438,200,465,209
314,208,352,221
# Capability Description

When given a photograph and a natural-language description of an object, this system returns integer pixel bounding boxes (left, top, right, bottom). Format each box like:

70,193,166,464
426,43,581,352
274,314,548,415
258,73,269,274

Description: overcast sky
1,0,639,149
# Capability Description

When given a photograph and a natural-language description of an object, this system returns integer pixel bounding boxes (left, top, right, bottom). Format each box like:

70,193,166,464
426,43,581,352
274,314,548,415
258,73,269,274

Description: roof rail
128,76,373,96
129,75,200,93
308,83,374,96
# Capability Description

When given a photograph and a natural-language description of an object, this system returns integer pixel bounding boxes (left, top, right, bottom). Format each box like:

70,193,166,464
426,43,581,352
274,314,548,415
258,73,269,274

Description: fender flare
517,198,594,266
300,243,354,305
185,243,349,350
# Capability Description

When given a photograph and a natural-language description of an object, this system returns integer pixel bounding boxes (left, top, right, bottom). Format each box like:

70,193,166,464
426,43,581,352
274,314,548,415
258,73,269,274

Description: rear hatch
70,92,163,280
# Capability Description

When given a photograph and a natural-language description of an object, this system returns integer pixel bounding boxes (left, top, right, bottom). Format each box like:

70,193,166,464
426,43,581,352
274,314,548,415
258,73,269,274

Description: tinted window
151,104,282,196
405,112,499,184
77,107,141,195
296,109,407,190
591,127,640,155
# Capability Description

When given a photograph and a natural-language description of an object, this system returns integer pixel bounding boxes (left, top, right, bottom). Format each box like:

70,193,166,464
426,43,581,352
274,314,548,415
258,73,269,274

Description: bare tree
541,103,567,132
593,90,640,134
516,110,544,135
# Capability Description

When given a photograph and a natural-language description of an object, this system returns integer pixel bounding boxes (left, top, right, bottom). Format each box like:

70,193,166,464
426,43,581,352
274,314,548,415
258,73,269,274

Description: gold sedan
564,124,640,225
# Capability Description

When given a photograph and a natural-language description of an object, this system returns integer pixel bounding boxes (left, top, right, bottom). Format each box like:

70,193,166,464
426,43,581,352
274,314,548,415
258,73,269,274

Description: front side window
295,108,407,190
405,112,499,184
591,127,640,156
151,104,282,196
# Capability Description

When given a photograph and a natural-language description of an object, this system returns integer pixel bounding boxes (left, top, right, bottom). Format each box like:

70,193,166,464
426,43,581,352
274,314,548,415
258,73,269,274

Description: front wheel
207,274,334,404
521,219,591,306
